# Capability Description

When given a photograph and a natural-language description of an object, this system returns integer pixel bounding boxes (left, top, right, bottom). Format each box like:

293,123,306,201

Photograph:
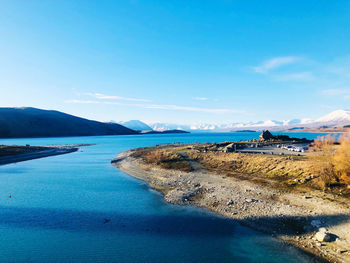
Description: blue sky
1,0,350,124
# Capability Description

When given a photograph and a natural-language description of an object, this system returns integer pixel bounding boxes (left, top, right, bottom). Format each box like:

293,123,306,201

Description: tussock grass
131,137,350,195
187,150,312,186
310,132,350,188
131,148,192,172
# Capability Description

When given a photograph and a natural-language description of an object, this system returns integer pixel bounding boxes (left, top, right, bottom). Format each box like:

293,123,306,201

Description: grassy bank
129,142,350,197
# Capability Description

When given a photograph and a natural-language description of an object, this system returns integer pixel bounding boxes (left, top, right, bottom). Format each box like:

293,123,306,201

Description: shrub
333,133,350,185
309,134,338,188
144,149,168,165
309,133,350,188
137,149,192,172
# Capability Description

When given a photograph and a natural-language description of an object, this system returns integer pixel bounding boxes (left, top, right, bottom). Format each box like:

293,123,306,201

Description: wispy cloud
144,104,244,114
85,92,150,102
253,56,301,74
320,104,335,109
66,100,244,114
322,89,350,99
194,97,208,101
65,99,102,104
272,72,314,82
66,99,127,105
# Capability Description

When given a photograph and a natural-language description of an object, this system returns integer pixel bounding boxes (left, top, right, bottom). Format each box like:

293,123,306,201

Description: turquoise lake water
0,132,327,263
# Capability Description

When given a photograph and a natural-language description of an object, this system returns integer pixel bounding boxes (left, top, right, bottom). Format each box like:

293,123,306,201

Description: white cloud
144,104,244,114
253,56,301,74
322,89,350,99
85,92,150,102
272,72,314,82
66,100,244,114
320,105,335,109
65,99,102,104
194,97,208,101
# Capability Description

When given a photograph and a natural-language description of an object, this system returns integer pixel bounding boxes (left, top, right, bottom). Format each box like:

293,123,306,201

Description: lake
0,132,326,263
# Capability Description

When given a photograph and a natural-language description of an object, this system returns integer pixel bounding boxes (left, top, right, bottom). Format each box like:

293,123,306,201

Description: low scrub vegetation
188,150,312,186
334,133,350,184
309,133,350,188
132,148,192,172
131,134,350,193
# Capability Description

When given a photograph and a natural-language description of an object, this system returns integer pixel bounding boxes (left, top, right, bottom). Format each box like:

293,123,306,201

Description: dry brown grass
131,148,192,172
309,134,338,188
187,150,312,185
309,132,350,188
131,138,350,195
333,133,350,185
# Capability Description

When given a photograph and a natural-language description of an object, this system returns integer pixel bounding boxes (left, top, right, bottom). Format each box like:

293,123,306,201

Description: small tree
309,135,338,188
333,133,350,185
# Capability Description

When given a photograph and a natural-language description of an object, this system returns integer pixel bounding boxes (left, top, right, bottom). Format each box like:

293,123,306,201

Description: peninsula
112,133,350,263
0,144,82,165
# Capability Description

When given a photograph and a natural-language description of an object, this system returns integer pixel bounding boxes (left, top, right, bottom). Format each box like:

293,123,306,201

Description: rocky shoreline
113,149,350,263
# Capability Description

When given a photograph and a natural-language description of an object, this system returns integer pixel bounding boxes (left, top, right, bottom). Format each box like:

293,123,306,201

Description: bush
309,134,338,188
144,149,168,165
333,133,350,185
135,149,192,172
310,133,350,188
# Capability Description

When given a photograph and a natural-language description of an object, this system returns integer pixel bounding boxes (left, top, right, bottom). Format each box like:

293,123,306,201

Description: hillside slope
0,107,137,138
119,120,153,131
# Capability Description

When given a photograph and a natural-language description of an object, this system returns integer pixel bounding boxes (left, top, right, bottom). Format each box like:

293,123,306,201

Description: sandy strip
0,148,78,165
113,150,350,263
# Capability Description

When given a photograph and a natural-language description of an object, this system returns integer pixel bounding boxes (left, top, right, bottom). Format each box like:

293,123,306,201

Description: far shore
0,145,80,166
281,127,350,133
112,146,350,263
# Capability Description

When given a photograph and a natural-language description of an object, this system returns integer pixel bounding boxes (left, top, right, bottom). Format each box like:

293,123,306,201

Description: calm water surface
0,132,326,263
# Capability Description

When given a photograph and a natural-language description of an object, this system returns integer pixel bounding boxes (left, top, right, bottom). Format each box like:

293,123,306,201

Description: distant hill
288,127,305,131
119,120,152,131
0,107,138,138
234,130,256,132
141,129,189,134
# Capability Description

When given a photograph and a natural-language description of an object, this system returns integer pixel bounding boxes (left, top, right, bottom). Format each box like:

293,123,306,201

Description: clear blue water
0,132,326,263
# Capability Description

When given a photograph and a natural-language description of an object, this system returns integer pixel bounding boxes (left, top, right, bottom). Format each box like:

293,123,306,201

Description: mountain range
1,108,349,138
143,110,350,132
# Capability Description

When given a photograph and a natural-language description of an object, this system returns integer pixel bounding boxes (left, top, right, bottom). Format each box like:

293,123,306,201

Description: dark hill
0,107,138,138
141,129,189,134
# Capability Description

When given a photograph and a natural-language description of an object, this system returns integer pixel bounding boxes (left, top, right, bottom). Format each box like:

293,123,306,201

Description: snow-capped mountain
240,120,283,127
315,110,350,125
148,123,191,131
144,110,350,132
